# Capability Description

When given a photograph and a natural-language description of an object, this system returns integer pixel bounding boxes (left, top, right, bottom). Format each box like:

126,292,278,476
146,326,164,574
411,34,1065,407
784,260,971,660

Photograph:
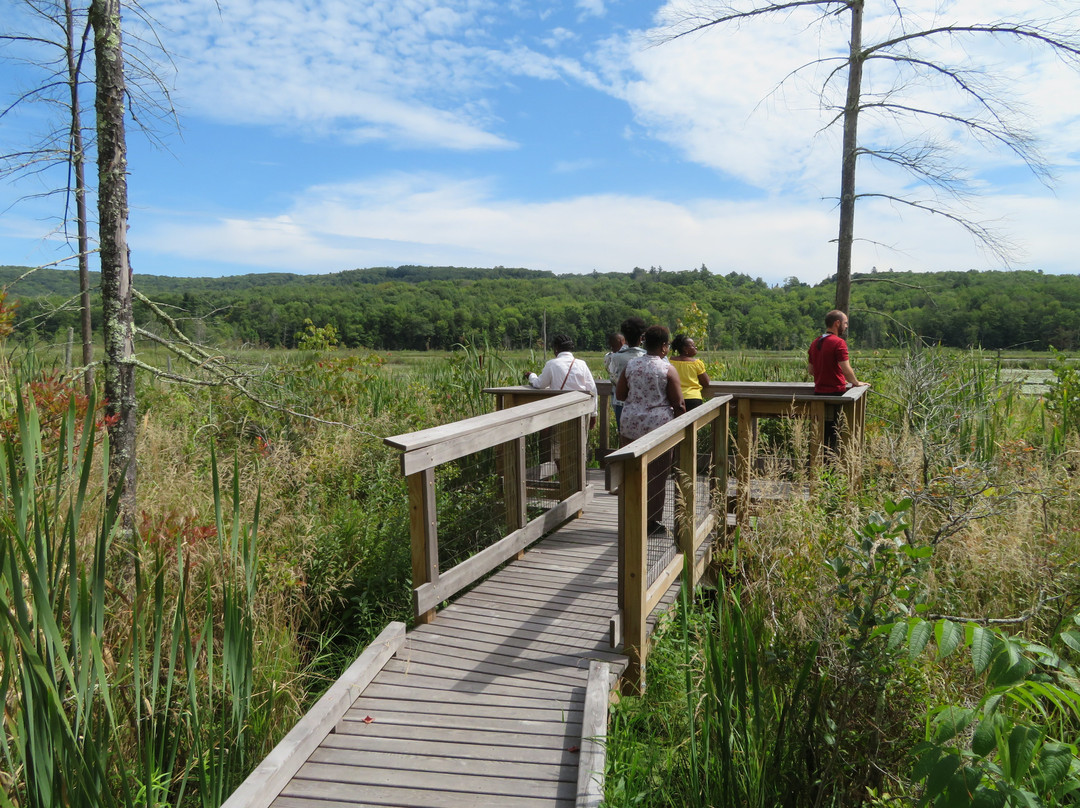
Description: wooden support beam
621,457,647,694
408,468,438,624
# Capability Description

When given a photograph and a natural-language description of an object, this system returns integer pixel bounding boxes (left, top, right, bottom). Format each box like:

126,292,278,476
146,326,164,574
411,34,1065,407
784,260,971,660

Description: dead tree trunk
91,0,136,527
834,0,863,315
66,0,94,397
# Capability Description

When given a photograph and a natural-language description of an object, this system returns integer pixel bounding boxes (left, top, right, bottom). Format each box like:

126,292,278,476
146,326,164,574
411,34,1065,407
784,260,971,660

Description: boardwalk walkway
247,470,664,808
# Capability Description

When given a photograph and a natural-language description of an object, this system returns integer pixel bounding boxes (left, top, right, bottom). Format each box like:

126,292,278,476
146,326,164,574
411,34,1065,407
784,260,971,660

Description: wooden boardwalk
254,470,658,808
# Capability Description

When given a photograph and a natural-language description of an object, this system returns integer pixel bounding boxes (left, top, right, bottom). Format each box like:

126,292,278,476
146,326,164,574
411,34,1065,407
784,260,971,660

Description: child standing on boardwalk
670,334,710,410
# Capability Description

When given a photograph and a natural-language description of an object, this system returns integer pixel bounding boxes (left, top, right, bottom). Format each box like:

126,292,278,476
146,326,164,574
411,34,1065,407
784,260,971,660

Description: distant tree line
4,264,1079,352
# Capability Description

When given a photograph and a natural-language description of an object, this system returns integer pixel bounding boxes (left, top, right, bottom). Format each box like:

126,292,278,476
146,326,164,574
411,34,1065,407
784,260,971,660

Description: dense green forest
4,264,1079,351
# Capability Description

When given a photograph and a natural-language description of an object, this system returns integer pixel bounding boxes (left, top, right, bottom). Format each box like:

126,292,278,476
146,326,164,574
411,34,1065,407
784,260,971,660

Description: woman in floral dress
615,325,685,534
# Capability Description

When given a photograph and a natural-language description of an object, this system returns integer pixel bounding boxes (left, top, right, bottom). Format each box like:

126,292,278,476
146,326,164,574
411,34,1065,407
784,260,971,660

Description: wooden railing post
713,399,730,534
621,456,647,694
500,436,528,559
736,397,752,531
407,468,438,624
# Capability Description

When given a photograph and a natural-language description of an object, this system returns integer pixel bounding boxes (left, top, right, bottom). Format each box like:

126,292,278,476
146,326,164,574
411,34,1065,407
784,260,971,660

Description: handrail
484,383,618,461
706,382,869,528
604,394,732,692
385,392,594,623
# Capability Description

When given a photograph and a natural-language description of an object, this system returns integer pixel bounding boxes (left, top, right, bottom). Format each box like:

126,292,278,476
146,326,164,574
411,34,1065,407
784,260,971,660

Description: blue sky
1,0,1079,284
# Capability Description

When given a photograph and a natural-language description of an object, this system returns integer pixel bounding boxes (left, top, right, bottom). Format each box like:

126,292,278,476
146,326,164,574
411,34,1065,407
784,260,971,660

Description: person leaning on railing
615,325,685,536
807,309,869,453
670,333,711,410
524,333,598,425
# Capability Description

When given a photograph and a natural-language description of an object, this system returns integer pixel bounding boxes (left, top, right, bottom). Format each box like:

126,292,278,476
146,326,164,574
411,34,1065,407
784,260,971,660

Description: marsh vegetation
1,341,1078,806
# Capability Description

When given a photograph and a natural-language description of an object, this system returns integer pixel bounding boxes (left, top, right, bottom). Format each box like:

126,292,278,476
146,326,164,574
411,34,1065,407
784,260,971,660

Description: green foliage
676,301,710,349
8,264,1080,352
294,318,339,351
897,614,1080,807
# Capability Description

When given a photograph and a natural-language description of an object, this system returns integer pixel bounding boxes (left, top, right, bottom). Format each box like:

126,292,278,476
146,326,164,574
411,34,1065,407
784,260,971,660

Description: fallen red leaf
363,716,374,724
568,745,579,753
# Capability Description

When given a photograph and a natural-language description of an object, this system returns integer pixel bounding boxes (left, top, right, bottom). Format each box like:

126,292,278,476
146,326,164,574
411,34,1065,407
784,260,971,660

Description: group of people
525,308,867,430
523,309,867,532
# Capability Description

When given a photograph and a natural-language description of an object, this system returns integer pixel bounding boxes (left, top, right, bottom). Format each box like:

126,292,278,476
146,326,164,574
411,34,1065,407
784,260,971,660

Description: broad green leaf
972,715,999,758
970,785,1007,808
932,706,976,744
925,753,961,802
1033,743,1074,791
911,742,941,781
972,626,994,675
888,621,908,650
1062,630,1080,654
1005,724,1041,780
936,620,963,658
909,619,932,660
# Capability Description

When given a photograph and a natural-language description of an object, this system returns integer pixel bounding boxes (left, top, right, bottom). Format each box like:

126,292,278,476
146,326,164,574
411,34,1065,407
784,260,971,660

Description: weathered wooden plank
332,719,578,749
370,668,582,702
222,622,405,808
644,552,684,616
465,580,616,609
279,775,575,808
320,731,578,766
390,644,588,687
421,613,612,650
379,657,573,694
307,746,572,782
576,660,611,808
403,631,612,674
276,795,572,808
292,760,573,797
358,682,580,711
352,689,583,716
390,393,594,475
435,603,615,638
411,621,622,664
338,708,582,737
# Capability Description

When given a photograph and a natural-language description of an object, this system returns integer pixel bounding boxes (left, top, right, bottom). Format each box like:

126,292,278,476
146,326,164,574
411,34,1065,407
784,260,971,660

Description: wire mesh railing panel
524,427,561,518
644,450,677,587
434,446,509,574
694,421,716,524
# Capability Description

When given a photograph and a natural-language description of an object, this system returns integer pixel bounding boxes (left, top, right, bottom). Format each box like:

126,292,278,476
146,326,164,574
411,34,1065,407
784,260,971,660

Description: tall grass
0,384,262,807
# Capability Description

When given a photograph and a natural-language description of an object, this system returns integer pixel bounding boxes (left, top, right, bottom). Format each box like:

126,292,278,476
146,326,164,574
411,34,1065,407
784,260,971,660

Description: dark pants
814,391,844,454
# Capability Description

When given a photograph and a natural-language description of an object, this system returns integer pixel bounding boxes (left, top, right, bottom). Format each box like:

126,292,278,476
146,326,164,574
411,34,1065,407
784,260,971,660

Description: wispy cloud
137,0,599,150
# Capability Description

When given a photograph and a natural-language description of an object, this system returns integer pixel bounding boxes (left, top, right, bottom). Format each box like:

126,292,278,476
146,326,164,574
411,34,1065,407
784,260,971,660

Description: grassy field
1,340,1079,807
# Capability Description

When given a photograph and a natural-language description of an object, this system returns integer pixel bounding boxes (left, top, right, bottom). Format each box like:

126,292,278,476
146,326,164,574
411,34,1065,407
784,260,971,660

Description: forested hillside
3,264,1079,351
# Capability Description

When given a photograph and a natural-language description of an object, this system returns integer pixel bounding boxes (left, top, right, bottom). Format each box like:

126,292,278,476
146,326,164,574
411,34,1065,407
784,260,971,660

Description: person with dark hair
808,310,868,454
670,334,710,410
807,310,867,394
525,333,598,415
604,332,628,428
616,325,684,535
607,316,647,429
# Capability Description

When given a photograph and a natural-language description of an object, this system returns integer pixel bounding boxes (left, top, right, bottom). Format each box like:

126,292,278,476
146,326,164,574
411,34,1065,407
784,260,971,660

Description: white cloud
131,170,1080,282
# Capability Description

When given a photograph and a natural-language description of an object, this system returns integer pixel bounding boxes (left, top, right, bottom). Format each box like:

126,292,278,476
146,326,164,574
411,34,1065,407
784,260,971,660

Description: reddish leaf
363,716,374,724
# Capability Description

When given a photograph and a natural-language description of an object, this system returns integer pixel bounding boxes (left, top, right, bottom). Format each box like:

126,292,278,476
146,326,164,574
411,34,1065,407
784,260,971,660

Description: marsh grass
605,348,1080,806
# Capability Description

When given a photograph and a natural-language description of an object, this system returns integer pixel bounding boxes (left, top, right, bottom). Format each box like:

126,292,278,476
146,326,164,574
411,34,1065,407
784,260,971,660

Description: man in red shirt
808,310,869,456
807,310,868,394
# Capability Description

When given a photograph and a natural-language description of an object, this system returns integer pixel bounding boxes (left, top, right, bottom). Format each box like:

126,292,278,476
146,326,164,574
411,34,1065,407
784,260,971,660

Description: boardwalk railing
604,394,733,691
710,382,869,527
385,391,595,623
